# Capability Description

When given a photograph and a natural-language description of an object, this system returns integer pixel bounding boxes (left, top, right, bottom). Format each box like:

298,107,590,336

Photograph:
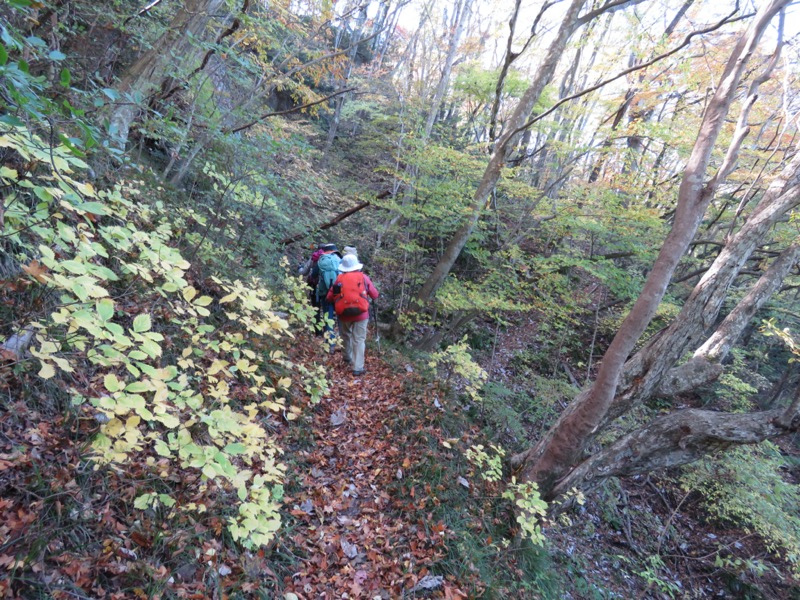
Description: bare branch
573,0,648,30
123,0,165,26
511,7,748,138
225,87,355,134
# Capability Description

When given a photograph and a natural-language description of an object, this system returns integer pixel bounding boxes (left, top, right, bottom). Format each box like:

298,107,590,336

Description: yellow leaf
208,359,229,376
194,295,213,307
277,377,291,389
153,386,169,404
51,355,74,373
219,292,237,304
104,418,124,437
182,286,197,302
38,362,56,379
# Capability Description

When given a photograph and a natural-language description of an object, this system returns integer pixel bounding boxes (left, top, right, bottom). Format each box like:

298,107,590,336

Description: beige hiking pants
340,319,369,372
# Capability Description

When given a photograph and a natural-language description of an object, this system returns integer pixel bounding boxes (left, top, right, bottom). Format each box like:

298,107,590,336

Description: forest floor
3,326,800,598
277,337,481,598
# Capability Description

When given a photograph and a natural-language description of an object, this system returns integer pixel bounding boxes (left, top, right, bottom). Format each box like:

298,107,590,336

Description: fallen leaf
340,539,358,559
330,406,347,427
21,260,48,283
410,574,444,592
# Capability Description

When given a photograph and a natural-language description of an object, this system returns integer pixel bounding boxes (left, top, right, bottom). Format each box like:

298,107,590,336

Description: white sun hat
339,254,364,272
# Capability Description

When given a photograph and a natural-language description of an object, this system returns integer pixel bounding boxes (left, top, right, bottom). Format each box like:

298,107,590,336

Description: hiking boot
343,357,352,364
352,369,365,376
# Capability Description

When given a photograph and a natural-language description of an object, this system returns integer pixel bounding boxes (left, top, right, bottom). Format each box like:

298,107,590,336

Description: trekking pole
372,299,382,354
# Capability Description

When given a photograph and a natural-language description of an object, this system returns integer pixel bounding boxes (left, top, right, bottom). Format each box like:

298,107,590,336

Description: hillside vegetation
1,0,800,598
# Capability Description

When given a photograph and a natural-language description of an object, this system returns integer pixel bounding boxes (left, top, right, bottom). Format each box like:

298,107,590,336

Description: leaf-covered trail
280,341,466,598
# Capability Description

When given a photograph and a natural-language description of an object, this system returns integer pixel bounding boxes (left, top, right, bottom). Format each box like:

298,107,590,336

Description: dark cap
321,244,338,252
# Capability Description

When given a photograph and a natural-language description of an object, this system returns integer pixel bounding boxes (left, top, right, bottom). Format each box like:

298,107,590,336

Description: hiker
316,244,341,350
342,246,358,260
299,243,324,308
327,254,379,376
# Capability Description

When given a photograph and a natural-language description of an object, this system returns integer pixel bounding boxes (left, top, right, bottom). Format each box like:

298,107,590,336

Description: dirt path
279,347,464,598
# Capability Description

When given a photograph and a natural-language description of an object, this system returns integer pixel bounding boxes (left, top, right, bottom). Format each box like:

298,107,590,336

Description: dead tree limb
280,192,389,245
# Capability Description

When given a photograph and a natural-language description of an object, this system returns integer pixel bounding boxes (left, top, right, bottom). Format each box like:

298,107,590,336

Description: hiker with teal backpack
316,244,341,351
327,254,379,376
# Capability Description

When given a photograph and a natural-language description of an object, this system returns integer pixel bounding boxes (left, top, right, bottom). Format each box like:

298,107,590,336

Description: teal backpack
316,253,341,302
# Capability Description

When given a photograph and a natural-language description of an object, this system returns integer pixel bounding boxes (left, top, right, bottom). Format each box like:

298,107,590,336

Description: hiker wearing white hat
326,254,379,376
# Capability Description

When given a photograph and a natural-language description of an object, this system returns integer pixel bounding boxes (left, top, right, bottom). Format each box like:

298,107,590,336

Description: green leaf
48,50,66,61
24,36,46,48
76,201,108,215
154,439,172,457
159,494,176,508
95,298,114,321
194,296,213,307
59,68,71,87
0,166,17,180
157,413,180,429
0,44,7,67
132,313,151,333
0,114,24,127
125,380,152,393
134,493,155,510
104,373,121,393
140,338,162,359
223,443,247,456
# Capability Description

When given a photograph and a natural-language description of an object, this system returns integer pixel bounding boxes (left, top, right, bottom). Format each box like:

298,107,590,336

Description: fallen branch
226,87,355,134
280,191,390,246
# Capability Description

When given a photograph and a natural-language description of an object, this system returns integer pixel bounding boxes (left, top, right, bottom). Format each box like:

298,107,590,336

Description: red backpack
333,272,370,317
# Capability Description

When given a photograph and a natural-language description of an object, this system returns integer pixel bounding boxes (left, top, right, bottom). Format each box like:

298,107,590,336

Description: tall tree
108,0,228,148
510,0,795,500
415,0,592,303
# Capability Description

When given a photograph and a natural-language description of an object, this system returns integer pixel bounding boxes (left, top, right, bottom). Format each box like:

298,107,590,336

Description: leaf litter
0,332,473,598
278,339,470,598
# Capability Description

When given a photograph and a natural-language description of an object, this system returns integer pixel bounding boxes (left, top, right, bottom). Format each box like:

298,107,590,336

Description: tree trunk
415,0,590,304
550,403,800,499
323,2,369,158
608,157,800,423
511,0,793,500
424,0,473,139
658,238,800,397
108,0,226,148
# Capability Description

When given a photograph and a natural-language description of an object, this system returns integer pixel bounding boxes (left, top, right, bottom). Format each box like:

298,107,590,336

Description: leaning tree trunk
657,237,800,397
605,149,800,425
511,0,793,500
550,400,800,499
415,0,589,304
108,0,226,149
